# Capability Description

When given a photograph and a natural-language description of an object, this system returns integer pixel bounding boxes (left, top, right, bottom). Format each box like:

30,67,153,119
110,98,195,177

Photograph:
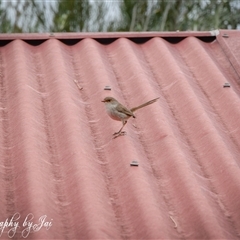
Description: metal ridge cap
0,30,222,40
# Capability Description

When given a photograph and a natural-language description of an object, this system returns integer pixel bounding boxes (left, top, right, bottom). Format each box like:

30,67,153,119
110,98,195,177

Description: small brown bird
102,96,159,138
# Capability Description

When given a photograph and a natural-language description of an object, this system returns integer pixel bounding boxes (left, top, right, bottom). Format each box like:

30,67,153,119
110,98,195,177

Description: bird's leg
113,120,127,138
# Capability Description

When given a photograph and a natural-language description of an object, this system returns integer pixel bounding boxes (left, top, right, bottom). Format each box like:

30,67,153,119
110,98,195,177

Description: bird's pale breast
106,107,126,121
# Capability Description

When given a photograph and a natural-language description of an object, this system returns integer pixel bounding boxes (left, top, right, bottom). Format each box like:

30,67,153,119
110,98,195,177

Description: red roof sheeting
0,30,240,239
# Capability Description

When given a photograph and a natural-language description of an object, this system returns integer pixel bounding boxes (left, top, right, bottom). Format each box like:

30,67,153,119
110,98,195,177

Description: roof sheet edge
0,30,221,40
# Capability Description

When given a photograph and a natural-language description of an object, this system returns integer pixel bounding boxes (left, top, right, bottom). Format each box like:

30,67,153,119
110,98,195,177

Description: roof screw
223,83,230,88
222,33,229,38
130,160,139,167
104,86,111,90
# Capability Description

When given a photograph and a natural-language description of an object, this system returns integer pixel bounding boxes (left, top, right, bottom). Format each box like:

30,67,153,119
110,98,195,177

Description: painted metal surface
0,30,239,239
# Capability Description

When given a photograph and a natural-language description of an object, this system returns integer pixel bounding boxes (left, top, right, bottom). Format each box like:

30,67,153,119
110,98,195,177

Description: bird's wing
116,104,135,117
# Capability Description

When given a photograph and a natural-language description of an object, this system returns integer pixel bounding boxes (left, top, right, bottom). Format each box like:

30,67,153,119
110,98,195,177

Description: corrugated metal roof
0,30,240,239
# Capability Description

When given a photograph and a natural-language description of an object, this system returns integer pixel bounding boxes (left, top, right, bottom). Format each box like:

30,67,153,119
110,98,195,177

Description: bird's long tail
131,97,159,112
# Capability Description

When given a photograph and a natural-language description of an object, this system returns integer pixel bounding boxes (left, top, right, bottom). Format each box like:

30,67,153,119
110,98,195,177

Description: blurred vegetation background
0,0,239,33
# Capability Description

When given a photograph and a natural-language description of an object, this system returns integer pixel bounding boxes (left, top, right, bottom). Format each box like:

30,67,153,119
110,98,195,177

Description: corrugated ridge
175,39,240,166
207,37,240,99
142,37,240,238
68,39,124,239
217,31,240,80
0,32,239,239
180,37,240,154
174,37,240,234
100,37,221,238
0,40,55,239
103,38,179,239
104,38,174,239
138,45,225,238
0,47,17,239
71,38,175,239
39,39,121,239
104,38,223,238
32,42,72,239
3,41,60,238
173,38,240,236
73,38,146,239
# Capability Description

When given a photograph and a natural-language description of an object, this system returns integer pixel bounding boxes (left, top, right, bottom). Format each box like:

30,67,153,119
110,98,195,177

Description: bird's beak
101,100,105,103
